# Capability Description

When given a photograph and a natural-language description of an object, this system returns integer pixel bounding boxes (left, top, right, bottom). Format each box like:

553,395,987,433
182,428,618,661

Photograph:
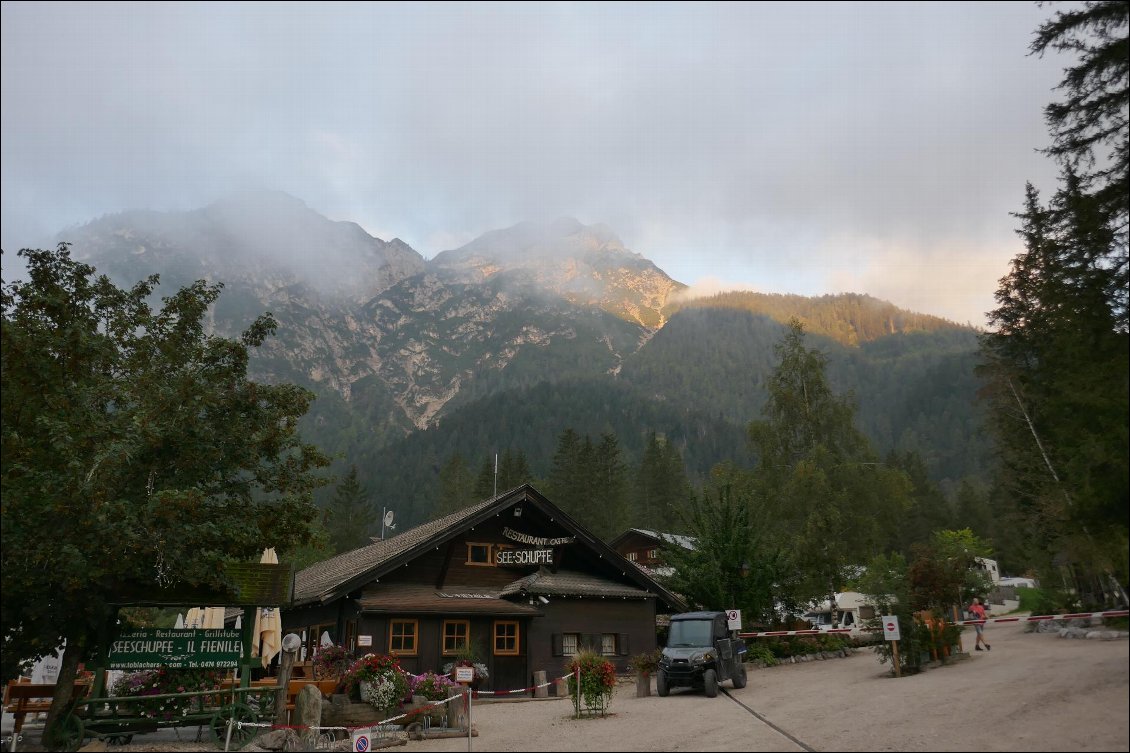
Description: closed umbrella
252,548,283,669
174,613,185,629
184,608,203,629
202,607,225,629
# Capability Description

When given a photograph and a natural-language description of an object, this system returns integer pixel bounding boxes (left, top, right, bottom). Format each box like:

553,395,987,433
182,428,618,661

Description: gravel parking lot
410,620,1129,752
7,618,1126,751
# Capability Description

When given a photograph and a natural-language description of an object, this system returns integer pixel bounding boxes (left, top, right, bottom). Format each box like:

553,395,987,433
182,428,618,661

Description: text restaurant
282,484,683,692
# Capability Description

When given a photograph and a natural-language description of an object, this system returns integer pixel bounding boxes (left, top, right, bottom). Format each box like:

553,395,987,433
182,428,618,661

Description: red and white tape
738,609,1128,639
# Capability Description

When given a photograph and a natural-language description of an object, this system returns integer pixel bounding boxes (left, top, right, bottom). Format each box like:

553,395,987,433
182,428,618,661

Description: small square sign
881,615,901,641
455,666,475,683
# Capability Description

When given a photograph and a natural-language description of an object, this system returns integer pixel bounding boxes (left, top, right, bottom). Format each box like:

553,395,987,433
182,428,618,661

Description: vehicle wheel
704,668,719,698
52,713,85,752
731,662,748,689
656,670,669,697
209,702,258,751
108,733,135,746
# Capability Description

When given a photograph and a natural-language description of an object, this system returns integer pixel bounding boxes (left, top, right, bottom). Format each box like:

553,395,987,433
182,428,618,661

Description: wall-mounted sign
357,635,373,647
437,592,496,599
496,548,553,566
501,527,573,547
108,628,241,670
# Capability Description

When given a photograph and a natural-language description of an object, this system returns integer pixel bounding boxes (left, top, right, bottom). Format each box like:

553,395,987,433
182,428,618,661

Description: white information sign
455,666,475,683
357,635,372,647
881,615,901,641
726,609,742,631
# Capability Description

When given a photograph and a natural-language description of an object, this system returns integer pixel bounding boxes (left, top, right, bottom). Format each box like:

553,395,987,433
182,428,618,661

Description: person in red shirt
969,597,991,651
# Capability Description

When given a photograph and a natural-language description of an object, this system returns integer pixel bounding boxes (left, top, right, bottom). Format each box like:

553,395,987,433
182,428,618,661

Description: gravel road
409,620,1129,753
8,619,1126,752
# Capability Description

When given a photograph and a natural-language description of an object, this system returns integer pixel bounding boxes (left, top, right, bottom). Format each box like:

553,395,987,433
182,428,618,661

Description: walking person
969,596,991,651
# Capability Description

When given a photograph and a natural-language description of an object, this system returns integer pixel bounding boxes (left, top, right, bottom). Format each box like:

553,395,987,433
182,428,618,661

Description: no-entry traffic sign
881,615,901,641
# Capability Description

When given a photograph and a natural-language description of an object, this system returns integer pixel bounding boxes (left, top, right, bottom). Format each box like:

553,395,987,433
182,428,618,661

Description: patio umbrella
201,606,225,629
184,608,203,629
252,548,283,669
174,613,185,629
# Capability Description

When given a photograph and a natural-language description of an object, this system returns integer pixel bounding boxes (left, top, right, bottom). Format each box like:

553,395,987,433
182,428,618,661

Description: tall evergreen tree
980,2,1129,601
590,433,630,541
633,431,693,532
498,448,533,491
748,320,911,621
437,452,475,515
324,466,376,553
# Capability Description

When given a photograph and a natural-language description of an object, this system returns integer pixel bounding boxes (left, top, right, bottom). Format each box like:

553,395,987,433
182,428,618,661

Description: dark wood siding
529,598,657,678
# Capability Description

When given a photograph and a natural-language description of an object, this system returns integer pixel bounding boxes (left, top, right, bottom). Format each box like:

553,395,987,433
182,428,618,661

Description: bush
745,644,777,666
564,649,616,715
628,649,661,675
110,667,223,720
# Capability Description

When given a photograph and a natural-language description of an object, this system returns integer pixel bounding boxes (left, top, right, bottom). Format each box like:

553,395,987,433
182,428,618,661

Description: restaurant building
282,485,684,691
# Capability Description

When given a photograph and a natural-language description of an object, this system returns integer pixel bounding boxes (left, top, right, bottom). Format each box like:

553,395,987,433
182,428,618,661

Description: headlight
691,652,705,663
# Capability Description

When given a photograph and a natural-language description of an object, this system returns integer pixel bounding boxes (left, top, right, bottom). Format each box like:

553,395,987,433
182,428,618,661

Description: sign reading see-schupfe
108,628,242,670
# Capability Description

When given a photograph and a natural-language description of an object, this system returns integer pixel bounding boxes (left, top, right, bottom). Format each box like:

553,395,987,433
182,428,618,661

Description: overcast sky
2,2,1069,326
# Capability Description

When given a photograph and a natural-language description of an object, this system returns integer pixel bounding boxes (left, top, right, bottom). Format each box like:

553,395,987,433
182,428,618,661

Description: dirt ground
8,620,1127,751
410,620,1129,753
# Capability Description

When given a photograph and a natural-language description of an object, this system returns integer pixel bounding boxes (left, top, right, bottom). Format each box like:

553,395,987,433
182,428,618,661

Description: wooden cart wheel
209,702,258,751
53,713,86,752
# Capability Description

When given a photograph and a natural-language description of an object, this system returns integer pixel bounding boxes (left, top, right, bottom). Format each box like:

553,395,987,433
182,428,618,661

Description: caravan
803,591,877,631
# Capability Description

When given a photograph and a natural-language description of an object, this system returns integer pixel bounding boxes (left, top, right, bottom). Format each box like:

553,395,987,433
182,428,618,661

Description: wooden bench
2,680,91,734
284,679,339,722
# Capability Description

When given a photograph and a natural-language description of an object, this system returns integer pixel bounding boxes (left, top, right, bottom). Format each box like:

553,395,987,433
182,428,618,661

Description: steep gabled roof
609,528,697,551
293,484,685,611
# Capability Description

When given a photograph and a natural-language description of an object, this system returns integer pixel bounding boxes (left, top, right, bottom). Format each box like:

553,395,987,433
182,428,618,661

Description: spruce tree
324,466,376,553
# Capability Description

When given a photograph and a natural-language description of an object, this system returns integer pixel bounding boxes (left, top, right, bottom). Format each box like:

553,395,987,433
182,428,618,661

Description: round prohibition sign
727,609,740,621
354,734,370,752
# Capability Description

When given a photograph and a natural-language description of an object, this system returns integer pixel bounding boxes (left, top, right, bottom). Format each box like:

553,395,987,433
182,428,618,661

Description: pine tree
437,452,475,515
324,466,377,553
748,320,911,620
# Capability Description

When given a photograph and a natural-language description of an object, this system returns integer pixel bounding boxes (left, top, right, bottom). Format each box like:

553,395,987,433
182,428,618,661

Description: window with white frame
601,634,616,656
562,633,579,656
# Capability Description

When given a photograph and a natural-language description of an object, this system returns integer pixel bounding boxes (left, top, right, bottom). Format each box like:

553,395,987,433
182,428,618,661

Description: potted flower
111,666,223,720
312,645,354,690
344,654,410,714
629,649,661,697
441,644,489,691
401,671,460,726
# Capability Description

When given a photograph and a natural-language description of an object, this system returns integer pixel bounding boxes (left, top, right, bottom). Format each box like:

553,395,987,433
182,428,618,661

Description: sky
1,2,1070,326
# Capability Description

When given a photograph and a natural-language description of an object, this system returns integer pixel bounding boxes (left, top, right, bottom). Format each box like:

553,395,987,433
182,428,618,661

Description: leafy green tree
662,486,785,627
748,320,911,622
0,245,329,738
885,450,955,556
324,466,376,553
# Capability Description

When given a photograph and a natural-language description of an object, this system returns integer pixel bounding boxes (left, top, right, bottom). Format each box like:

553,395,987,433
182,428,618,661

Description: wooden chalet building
609,528,697,574
282,485,683,692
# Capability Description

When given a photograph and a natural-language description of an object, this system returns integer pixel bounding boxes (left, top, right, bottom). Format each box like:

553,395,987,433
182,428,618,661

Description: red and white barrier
737,609,1128,639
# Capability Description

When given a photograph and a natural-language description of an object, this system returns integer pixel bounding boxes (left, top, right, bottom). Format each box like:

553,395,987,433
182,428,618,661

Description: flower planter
635,672,651,698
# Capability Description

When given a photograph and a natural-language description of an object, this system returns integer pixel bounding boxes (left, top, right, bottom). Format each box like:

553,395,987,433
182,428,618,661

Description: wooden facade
282,486,682,692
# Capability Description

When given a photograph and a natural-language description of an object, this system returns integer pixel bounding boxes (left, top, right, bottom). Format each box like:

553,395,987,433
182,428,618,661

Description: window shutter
552,634,563,657
617,633,629,656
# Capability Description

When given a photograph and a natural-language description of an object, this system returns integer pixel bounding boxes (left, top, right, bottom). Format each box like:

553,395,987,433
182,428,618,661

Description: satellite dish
383,510,395,528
